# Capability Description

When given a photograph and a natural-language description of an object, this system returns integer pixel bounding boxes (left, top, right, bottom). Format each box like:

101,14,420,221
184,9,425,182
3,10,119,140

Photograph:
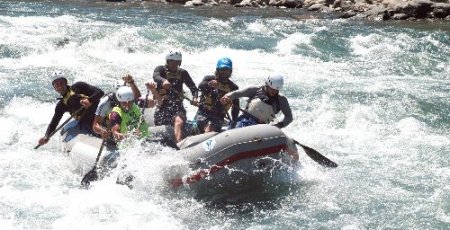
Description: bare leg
174,116,185,143
204,123,215,133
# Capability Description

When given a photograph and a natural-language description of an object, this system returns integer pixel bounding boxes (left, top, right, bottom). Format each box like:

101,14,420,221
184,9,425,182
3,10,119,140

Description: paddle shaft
93,138,107,169
80,138,107,187
34,107,84,149
139,89,150,127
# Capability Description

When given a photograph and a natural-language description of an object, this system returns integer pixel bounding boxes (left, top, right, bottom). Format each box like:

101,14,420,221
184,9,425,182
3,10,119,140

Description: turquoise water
0,1,449,229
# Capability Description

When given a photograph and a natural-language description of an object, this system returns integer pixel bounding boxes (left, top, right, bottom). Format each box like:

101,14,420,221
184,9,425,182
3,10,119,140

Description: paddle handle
34,107,84,149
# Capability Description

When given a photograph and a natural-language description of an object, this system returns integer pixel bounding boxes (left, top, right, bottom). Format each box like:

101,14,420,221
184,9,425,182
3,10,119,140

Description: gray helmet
265,73,284,90
116,86,134,102
51,71,67,85
165,50,182,61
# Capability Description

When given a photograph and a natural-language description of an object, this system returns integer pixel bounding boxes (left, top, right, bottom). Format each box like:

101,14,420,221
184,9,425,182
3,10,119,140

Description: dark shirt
45,81,104,137
198,75,239,120
152,65,198,107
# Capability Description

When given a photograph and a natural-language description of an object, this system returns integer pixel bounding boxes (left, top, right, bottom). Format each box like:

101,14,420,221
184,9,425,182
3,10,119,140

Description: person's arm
145,81,162,107
92,97,111,138
229,82,240,121
44,102,66,138
72,82,105,107
181,70,198,98
198,75,215,92
123,74,141,99
226,86,259,100
109,111,124,141
274,95,293,128
152,65,167,84
92,116,110,139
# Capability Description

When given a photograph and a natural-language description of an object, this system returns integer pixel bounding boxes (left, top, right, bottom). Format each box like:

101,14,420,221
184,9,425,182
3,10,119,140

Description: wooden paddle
34,107,84,149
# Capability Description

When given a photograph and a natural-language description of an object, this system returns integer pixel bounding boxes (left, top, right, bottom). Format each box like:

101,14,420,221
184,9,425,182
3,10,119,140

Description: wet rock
151,0,450,20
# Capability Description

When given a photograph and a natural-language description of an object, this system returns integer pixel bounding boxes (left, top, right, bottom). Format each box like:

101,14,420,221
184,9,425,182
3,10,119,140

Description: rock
185,0,205,6
392,12,409,19
154,0,450,20
308,3,326,10
432,2,450,18
340,9,358,17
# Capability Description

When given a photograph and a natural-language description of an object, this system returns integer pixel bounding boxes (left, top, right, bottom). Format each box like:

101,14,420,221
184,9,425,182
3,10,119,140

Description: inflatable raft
60,120,119,176
169,124,300,196
60,120,301,194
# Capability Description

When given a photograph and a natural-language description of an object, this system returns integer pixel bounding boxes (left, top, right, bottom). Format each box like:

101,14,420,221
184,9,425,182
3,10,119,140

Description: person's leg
235,116,258,128
153,108,166,126
190,110,207,135
204,117,223,133
173,115,185,143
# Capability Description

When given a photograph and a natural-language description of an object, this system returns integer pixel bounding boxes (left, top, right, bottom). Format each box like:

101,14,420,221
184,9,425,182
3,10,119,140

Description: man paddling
109,86,150,142
220,73,293,129
92,74,154,139
37,71,104,147
152,50,198,143
192,57,239,134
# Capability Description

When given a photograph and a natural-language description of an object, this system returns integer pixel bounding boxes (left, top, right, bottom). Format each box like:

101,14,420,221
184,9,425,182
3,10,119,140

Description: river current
0,1,449,229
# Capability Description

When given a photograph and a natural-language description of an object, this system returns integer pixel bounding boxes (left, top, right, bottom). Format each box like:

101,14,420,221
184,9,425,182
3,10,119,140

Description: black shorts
191,109,224,133
154,104,186,126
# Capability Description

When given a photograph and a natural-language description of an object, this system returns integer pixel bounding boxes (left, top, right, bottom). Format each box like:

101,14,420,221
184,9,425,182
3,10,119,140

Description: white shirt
95,94,114,118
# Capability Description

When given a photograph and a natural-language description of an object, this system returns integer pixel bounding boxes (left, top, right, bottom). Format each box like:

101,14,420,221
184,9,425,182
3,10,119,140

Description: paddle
34,107,84,149
139,89,150,126
292,140,338,168
81,138,107,187
232,105,338,168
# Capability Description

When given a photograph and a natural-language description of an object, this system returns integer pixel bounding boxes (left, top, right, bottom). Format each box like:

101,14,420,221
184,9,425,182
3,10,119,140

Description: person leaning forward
38,71,104,146
193,57,239,134
109,86,150,142
152,50,198,143
220,73,293,129
92,74,142,139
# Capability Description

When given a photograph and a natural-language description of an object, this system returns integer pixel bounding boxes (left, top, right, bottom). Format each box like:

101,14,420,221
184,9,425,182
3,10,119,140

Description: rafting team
37,50,294,148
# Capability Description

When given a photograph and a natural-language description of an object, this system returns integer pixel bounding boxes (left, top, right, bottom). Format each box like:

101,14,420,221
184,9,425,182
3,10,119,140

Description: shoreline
130,0,450,20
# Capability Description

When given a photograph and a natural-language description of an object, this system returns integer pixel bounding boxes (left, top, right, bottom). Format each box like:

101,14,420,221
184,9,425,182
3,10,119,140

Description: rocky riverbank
148,0,450,20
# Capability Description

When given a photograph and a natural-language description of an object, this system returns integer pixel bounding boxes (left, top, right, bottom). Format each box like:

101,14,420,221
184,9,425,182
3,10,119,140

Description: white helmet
116,86,134,102
165,50,182,61
113,80,125,91
265,73,284,90
51,71,67,85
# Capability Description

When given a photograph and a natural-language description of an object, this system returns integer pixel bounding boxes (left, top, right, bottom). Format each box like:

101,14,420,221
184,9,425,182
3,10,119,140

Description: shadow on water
197,182,314,216
194,177,315,214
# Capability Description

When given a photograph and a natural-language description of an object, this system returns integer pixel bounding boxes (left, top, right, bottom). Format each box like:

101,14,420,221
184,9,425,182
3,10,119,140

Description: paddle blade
294,141,338,168
81,167,98,187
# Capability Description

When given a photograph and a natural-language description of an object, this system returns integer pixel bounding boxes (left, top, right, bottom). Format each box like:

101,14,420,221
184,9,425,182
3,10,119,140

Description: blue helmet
216,57,232,70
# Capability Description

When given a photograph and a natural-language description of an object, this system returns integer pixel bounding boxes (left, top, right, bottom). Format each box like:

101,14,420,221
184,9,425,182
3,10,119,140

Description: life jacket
200,81,233,117
61,87,89,119
244,87,280,124
111,104,149,138
157,67,183,104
